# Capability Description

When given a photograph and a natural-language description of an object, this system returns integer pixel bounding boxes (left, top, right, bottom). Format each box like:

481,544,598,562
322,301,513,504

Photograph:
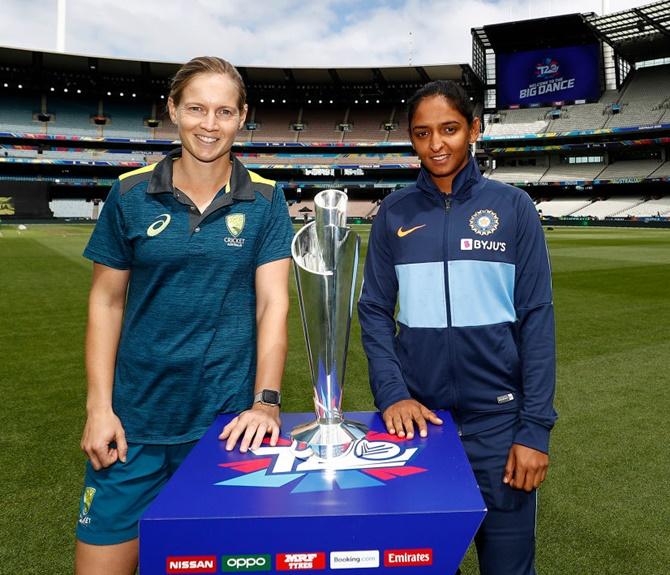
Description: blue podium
140,411,485,574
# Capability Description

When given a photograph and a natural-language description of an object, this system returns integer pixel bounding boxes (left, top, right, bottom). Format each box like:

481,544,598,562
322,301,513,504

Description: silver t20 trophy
291,189,368,459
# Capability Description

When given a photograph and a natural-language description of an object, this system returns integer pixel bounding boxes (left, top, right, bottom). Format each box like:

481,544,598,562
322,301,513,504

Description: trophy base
290,418,368,460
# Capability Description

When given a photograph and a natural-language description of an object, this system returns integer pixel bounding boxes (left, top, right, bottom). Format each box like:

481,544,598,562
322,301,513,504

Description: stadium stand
102,102,153,138
0,94,41,133
299,107,347,143
250,106,300,142
46,96,99,136
483,108,552,138
534,198,594,217
603,65,670,128
488,165,548,183
49,198,103,218
1,2,668,227
540,162,607,182
153,116,179,140
344,106,394,143
482,64,670,139
618,197,670,217
287,200,315,219
385,106,409,142
597,159,664,179
545,100,611,132
650,161,670,178
570,197,644,218
236,153,417,167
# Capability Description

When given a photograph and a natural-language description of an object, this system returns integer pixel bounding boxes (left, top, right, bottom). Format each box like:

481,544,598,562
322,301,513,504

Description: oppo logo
222,554,271,572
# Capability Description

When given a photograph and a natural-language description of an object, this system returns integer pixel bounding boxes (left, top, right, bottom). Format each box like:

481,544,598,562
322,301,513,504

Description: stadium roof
583,0,670,62
473,14,599,53
0,46,480,103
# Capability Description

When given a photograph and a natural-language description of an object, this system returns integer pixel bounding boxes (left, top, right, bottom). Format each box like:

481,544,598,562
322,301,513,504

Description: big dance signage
496,44,601,108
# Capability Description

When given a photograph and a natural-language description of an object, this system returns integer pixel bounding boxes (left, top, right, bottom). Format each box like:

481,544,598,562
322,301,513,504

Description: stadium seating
386,106,409,142
570,197,644,219
617,197,670,217
102,102,153,138
597,159,664,180
49,198,103,218
485,64,670,137
299,107,347,143
540,163,606,182
0,94,42,133
237,153,417,167
344,106,394,143
288,198,378,220
46,96,99,136
534,198,593,217
483,107,552,137
649,161,670,178
250,106,300,142
488,165,548,183
288,200,315,218
604,65,670,129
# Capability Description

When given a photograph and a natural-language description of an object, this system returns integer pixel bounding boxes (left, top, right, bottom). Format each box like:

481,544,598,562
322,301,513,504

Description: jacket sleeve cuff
374,386,413,414
513,420,552,454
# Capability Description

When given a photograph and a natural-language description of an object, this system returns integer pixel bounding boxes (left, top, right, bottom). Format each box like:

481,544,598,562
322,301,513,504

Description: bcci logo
225,213,246,247
535,58,560,80
469,210,499,236
215,432,426,493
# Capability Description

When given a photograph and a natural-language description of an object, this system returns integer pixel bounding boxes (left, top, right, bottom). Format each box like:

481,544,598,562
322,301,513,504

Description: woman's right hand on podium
80,408,128,470
382,399,443,440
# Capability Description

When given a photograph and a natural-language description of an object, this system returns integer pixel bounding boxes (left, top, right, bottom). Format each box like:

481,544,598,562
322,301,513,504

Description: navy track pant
460,419,538,575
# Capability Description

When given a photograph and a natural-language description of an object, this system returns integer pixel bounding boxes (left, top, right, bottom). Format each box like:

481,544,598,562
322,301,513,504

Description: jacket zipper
443,195,461,425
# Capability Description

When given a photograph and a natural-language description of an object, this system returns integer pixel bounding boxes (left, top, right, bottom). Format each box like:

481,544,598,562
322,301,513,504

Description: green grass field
1,224,668,574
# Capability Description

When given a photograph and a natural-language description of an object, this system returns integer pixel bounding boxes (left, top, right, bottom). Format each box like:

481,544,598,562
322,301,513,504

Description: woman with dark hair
358,80,557,575
75,56,293,574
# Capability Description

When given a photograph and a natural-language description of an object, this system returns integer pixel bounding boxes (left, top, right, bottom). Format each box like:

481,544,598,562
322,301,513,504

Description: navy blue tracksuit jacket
358,157,557,454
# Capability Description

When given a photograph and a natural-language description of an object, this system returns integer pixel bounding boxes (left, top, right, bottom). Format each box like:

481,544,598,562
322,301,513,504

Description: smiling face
409,95,480,194
168,72,247,167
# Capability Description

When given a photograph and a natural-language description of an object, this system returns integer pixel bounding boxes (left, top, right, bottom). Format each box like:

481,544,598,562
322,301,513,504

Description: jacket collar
416,154,481,202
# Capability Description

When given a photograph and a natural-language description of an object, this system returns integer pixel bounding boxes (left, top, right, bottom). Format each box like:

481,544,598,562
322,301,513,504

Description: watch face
261,389,280,405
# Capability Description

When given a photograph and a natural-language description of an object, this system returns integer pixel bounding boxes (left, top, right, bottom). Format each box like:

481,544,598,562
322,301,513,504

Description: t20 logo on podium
215,432,427,493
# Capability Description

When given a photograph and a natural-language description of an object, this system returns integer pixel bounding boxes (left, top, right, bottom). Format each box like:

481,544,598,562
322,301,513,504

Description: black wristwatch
254,389,281,407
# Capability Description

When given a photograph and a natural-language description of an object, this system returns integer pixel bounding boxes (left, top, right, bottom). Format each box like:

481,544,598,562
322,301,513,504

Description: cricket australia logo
469,209,499,236
225,213,246,247
215,432,426,493
78,486,96,526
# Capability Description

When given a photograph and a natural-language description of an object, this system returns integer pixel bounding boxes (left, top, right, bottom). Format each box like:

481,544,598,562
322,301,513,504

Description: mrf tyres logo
222,554,271,572
214,431,427,494
166,555,216,573
276,552,326,571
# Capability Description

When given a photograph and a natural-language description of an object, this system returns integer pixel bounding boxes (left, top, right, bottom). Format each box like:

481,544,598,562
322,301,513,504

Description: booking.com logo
221,554,271,572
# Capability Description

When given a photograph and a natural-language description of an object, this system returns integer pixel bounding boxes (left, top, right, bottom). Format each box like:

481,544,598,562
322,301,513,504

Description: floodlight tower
57,0,66,53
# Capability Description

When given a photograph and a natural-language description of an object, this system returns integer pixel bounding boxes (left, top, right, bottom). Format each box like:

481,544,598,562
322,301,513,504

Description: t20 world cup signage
496,43,601,108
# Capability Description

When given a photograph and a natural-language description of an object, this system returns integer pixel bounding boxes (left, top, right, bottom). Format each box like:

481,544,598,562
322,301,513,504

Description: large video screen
496,44,601,108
